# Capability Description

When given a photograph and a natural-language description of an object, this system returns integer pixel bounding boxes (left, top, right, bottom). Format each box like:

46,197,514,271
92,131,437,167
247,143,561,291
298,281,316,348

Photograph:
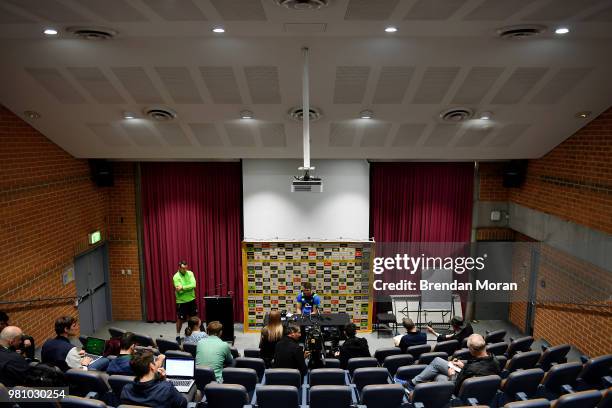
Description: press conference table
264,312,351,327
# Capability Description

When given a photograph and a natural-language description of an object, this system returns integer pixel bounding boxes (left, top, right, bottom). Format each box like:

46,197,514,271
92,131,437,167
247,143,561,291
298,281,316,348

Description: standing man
295,282,320,315
173,260,197,344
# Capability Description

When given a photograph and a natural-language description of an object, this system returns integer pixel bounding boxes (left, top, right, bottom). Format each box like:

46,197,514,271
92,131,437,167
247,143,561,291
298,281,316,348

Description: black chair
538,362,583,399
360,384,406,407
461,337,469,349
506,336,534,357
383,354,414,377
551,389,603,408
204,383,249,408
504,399,551,408
195,366,216,392
0,383,9,403
165,350,193,359
255,385,299,408
156,338,181,354
60,396,107,408
374,347,402,365
264,368,301,388
79,336,88,347
347,357,379,376
485,329,507,344
410,382,454,408
222,367,258,398
487,342,509,356
109,327,126,338
395,364,427,382
576,354,612,390
183,342,197,357
309,385,353,408
406,344,431,361
243,348,261,358
417,352,448,365
230,346,240,358
503,351,542,377
234,357,266,382
324,358,341,368
131,332,155,348
597,387,612,408
309,368,347,386
453,348,472,360
456,374,501,406
501,368,545,403
352,367,390,392
433,340,459,355
65,369,114,405
375,296,398,337
108,375,134,401
537,344,570,372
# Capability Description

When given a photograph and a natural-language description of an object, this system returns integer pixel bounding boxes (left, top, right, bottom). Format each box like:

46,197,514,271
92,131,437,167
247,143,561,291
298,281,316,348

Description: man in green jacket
173,260,197,344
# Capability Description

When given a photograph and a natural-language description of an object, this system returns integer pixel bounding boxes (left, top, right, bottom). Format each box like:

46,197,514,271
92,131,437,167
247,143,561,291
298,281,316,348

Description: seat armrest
414,402,425,408
561,384,574,394
85,392,99,399
187,403,198,408
515,392,528,401
603,376,612,387
467,397,480,406
579,355,589,364
302,384,309,404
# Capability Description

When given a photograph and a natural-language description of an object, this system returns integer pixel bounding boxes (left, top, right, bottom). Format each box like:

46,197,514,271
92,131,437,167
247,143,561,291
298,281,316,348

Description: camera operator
334,323,370,369
273,324,309,378
0,325,31,387
0,311,35,360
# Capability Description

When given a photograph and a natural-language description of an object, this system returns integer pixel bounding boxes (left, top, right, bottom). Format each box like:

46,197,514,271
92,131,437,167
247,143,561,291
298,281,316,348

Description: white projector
291,178,323,193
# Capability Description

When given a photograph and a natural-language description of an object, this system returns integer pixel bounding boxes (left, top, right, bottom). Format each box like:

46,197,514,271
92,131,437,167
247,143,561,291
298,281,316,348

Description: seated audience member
273,324,308,378
0,326,31,387
106,332,137,375
1,311,35,360
41,316,94,371
427,316,473,345
398,318,427,353
183,316,208,344
121,351,187,408
408,334,500,394
336,323,370,369
259,310,283,368
195,321,233,382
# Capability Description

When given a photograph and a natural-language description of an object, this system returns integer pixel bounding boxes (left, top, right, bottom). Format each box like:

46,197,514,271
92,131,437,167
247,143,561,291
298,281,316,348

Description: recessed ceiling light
555,27,570,35
385,26,398,33
240,110,253,119
212,27,225,33
359,110,374,119
24,110,41,119
575,111,591,119
123,111,136,120
43,28,58,36
480,111,492,120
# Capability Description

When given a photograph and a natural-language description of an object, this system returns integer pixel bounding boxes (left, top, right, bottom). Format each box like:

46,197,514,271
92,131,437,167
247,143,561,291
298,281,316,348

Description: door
74,244,111,336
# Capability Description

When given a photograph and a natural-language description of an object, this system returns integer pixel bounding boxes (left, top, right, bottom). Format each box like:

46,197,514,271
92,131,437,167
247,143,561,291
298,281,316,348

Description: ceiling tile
112,67,163,104
463,0,537,20
155,67,202,104
333,66,370,104
360,123,392,147
329,123,356,147
372,66,414,104
189,123,222,146
120,122,161,146
260,123,286,147
412,67,460,104
455,127,493,147
66,67,124,104
491,67,548,104
25,68,86,103
530,68,594,104
487,124,530,147
452,67,504,104
4,0,88,22
77,0,147,22
345,0,400,20
155,123,190,146
87,123,130,147
244,66,281,104
225,123,255,147
423,124,458,147
210,0,266,21
0,4,35,23
582,4,612,21
523,0,602,20
404,0,467,20
144,0,207,21
200,67,243,104
392,123,427,147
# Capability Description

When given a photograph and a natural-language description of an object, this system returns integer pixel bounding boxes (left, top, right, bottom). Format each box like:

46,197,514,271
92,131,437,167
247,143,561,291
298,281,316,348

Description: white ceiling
1,0,611,160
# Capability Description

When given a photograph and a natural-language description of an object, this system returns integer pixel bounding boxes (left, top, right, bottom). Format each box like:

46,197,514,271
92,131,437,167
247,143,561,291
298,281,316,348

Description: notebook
165,357,195,393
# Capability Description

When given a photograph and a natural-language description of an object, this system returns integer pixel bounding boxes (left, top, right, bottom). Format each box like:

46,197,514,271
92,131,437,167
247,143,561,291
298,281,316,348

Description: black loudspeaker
502,160,527,188
89,159,114,187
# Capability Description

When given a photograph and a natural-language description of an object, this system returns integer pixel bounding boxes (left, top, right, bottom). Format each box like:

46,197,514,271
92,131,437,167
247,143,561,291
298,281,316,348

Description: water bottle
303,304,312,316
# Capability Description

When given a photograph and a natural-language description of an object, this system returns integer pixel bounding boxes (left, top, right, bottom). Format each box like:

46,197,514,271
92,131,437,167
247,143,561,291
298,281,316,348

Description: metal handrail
0,295,79,306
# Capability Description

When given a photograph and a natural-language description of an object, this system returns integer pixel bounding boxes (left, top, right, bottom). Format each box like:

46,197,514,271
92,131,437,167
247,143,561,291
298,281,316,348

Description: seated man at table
398,318,427,353
295,282,320,315
195,321,233,382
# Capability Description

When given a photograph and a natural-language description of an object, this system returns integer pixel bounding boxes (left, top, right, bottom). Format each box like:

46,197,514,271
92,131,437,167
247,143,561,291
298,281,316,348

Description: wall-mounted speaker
502,160,527,188
89,159,114,187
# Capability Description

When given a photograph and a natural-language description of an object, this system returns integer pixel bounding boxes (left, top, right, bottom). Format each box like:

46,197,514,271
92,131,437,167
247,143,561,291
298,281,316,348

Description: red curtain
370,162,474,242
141,162,243,322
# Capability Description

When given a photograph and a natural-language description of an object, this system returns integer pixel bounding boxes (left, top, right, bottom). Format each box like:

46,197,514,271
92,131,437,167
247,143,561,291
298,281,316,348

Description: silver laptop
165,357,195,393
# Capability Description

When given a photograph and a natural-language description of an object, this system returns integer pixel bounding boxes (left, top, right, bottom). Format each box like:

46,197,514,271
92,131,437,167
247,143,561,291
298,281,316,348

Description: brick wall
0,105,141,344
478,162,509,201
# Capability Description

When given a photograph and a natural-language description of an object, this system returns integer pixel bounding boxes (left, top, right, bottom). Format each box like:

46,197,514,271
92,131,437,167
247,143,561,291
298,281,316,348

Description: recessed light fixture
480,111,492,120
123,111,136,120
555,27,570,35
212,27,225,33
43,28,58,36
385,26,398,33
359,110,374,119
575,111,591,118
240,110,254,119
24,110,41,119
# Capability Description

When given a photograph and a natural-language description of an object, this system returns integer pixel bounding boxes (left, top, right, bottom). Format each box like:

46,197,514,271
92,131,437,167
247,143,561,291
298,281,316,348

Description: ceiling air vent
275,0,329,10
496,24,546,39
288,107,322,122
144,107,177,122
439,107,473,123
66,26,118,40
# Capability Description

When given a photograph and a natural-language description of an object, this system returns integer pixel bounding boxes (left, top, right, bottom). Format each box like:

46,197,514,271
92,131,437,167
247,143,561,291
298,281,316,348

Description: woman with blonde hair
259,310,283,367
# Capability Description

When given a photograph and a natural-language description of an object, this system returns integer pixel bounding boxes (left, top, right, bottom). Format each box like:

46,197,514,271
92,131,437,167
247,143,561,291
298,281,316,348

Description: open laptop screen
165,358,195,378
85,337,106,355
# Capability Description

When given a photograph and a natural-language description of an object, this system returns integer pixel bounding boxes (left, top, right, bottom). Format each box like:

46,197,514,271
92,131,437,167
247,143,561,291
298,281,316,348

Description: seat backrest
256,385,299,408
204,383,249,408
417,352,448,365
244,348,261,358
79,336,88,347
310,368,346,386
66,369,111,396
0,383,8,403
234,357,266,382
230,346,240,358
406,344,431,360
108,327,126,338
376,296,393,314
324,358,341,368
541,362,582,394
155,338,181,354
506,351,542,373
383,354,414,376
374,347,402,364
504,398,551,408
108,375,134,399
222,367,258,394
352,367,390,392
538,344,570,371
552,389,603,408
165,350,193,359
183,342,197,357
59,395,108,408
453,348,472,360
309,385,352,408
411,382,454,408
485,329,507,344
596,387,612,408
395,364,427,382
578,354,612,386
264,368,301,388
195,366,216,391
347,357,379,376
487,342,509,356
360,384,406,408
503,368,545,399
507,336,534,357
131,333,155,348
458,374,502,405
433,340,459,355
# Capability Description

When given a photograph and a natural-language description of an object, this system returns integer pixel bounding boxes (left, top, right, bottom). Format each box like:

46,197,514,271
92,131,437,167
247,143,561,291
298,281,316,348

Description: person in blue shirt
398,318,427,353
295,282,320,315
106,332,137,375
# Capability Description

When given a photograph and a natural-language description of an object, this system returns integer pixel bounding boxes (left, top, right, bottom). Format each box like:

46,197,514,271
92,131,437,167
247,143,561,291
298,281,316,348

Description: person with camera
335,323,370,369
295,282,320,315
0,325,31,387
0,311,35,360
273,324,309,378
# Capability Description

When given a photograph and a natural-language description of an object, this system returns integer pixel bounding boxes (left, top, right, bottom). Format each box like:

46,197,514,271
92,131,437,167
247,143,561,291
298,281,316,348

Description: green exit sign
88,231,102,245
